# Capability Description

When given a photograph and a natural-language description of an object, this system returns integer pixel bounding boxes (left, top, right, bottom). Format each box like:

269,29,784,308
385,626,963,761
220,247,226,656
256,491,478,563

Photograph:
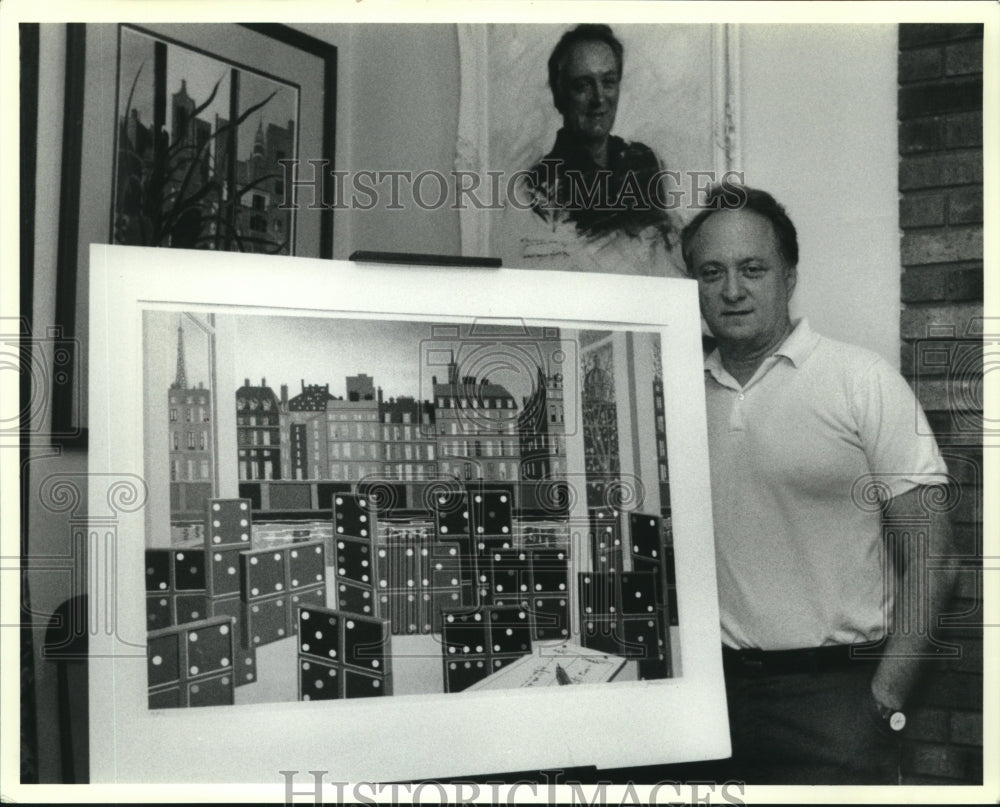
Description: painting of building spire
172,324,188,389
167,323,214,520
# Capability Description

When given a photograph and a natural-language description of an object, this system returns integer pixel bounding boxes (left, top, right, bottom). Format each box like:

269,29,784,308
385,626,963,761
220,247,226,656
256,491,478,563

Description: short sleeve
851,356,950,499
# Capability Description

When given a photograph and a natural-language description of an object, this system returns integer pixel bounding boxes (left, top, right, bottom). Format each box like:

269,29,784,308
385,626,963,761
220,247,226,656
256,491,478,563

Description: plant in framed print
113,25,298,253
51,23,335,444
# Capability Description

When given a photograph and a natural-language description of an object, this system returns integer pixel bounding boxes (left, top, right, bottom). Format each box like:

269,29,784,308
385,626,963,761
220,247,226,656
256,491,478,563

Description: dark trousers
651,659,901,786
644,661,900,785
722,664,902,784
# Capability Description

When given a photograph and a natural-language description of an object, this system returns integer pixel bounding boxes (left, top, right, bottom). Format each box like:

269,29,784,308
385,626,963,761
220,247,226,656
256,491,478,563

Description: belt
722,644,874,677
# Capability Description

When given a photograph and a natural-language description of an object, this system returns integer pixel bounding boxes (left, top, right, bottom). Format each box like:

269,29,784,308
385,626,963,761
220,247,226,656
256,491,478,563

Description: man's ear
785,265,798,298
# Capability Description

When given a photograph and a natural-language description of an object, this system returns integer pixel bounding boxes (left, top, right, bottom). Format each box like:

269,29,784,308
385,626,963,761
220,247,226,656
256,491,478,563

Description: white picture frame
87,243,726,791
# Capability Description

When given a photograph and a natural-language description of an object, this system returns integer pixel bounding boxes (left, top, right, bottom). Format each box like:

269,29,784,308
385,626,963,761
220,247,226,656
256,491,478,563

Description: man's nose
721,271,745,301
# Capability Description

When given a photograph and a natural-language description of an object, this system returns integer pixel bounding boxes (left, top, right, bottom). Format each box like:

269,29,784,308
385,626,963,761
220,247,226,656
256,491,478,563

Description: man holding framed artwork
680,185,958,784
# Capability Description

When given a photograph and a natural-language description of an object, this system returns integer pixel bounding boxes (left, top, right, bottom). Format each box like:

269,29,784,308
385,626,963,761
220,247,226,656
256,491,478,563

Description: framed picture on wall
454,23,740,260
53,23,337,446
86,244,727,790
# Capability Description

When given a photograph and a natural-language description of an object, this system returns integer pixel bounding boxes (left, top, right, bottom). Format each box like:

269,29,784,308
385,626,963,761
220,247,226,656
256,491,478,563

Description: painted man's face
557,40,620,146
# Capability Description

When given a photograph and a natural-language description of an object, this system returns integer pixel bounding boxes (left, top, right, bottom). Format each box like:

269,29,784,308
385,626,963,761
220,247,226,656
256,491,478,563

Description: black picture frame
53,23,337,447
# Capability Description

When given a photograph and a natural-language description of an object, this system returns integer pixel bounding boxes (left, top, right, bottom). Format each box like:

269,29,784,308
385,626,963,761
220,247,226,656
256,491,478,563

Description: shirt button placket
730,388,746,431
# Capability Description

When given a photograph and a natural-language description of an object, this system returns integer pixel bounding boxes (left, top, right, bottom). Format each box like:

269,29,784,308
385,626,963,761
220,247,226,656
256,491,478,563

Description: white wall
739,24,901,367
347,24,461,256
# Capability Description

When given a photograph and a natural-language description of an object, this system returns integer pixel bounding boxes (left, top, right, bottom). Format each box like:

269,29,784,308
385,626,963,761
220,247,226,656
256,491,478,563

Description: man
500,24,686,277
681,186,956,784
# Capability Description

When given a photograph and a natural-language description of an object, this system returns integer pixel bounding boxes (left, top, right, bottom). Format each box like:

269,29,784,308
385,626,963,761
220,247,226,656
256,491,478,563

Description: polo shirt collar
704,318,819,384
773,318,819,367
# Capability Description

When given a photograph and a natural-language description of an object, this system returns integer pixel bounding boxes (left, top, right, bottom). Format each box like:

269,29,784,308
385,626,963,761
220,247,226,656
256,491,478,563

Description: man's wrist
870,688,907,732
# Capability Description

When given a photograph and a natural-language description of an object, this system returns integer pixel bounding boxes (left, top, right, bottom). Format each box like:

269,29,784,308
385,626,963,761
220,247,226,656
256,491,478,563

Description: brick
899,46,943,83
902,226,982,265
899,24,984,48
916,670,982,709
948,187,983,224
934,432,983,451
899,192,946,228
901,265,982,303
920,410,949,435
913,378,981,414
954,567,981,600
901,302,983,340
944,39,983,76
936,613,983,641
950,711,983,746
899,117,943,154
898,76,983,119
935,414,987,448
918,412,984,449
944,265,983,299
943,111,983,148
901,267,948,303
904,706,950,743
899,150,982,191
901,742,982,781
915,353,983,404
950,522,982,555
951,487,983,525
950,636,983,674
901,321,983,372
940,448,983,485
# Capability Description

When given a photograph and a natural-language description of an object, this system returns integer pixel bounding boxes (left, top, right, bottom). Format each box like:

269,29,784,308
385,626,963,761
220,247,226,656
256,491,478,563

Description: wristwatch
872,692,907,732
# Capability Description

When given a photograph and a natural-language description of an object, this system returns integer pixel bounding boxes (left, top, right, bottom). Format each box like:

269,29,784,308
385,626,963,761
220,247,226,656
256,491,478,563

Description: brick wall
897,23,983,785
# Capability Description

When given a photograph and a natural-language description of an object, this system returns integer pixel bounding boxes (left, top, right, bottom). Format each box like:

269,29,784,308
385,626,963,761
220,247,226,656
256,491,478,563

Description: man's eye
742,265,765,277
698,268,722,282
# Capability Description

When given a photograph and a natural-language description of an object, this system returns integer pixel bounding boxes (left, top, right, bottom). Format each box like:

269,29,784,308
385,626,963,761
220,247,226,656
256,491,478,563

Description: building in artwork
652,374,670,516
280,381,335,481
233,119,295,254
518,367,567,482
170,80,213,186
380,395,438,501
432,360,521,484
326,375,382,483
167,325,214,520
236,378,282,481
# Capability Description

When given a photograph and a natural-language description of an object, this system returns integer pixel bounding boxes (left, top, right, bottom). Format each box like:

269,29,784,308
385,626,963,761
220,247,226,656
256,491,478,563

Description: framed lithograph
87,244,726,790
53,23,336,445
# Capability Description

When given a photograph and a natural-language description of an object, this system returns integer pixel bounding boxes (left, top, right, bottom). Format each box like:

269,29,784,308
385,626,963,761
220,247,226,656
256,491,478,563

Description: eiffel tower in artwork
167,321,214,521
172,324,188,390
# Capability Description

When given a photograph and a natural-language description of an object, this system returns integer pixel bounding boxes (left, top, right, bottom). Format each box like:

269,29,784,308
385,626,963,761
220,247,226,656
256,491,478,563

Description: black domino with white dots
147,616,236,708
297,605,392,700
440,605,532,692
205,498,254,549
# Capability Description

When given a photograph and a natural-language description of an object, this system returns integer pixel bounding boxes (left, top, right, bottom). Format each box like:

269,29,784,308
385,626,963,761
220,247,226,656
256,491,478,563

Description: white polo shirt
704,319,949,650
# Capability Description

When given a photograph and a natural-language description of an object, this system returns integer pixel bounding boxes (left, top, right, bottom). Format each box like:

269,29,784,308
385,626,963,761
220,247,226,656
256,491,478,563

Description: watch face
889,711,907,732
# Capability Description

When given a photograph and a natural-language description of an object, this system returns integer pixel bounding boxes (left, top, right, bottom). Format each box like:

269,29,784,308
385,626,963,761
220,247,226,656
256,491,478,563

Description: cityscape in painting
146,313,677,708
